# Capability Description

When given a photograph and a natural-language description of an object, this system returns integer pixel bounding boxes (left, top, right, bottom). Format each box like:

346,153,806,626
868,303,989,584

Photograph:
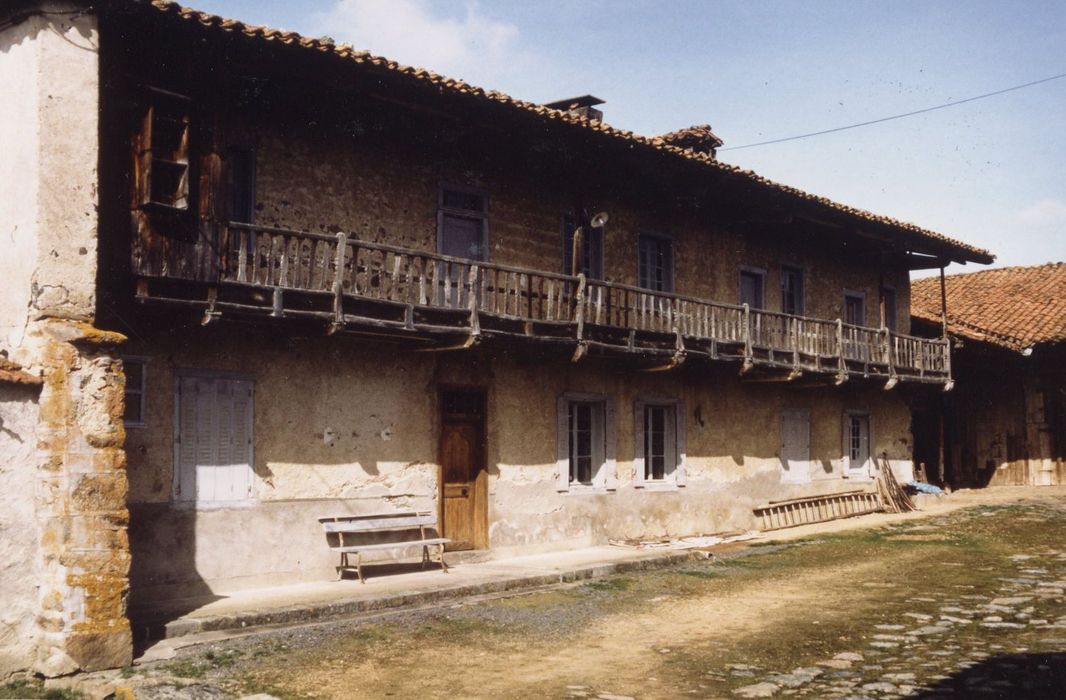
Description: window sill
563,484,614,495
170,498,258,511
634,482,682,492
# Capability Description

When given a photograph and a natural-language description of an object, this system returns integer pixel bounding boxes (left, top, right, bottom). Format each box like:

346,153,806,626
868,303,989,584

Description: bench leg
438,542,449,574
421,545,430,569
339,552,348,581
356,551,365,584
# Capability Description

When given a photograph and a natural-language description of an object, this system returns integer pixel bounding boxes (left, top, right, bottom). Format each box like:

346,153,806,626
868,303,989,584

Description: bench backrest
319,511,437,534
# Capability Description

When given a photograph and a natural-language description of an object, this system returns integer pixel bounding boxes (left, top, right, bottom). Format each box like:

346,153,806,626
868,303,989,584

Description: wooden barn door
439,390,488,551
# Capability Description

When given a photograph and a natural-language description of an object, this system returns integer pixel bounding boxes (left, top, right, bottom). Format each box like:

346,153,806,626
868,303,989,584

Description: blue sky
192,0,1066,276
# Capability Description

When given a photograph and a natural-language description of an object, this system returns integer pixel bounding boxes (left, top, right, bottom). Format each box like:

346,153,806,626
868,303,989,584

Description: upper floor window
781,266,805,316
881,286,897,331
438,186,488,261
844,291,866,326
134,87,192,213
227,147,256,224
637,234,673,292
562,213,604,279
739,267,766,309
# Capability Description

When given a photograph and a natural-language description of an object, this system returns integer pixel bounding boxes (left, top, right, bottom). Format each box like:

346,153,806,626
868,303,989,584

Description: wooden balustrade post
791,318,800,369
943,337,953,391
741,303,753,372
467,265,481,338
332,232,348,328
237,229,248,283
835,318,848,383
574,274,587,338
525,273,533,320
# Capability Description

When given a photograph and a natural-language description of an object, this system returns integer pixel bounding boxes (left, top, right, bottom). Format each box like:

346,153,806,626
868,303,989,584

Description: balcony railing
133,222,951,384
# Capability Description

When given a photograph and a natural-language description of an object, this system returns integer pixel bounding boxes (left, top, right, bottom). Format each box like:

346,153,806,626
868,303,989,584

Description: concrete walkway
135,545,696,651
132,485,1064,664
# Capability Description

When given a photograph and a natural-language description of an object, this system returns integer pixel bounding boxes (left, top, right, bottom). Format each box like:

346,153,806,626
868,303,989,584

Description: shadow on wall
127,506,224,653
904,652,1066,699
0,7,95,56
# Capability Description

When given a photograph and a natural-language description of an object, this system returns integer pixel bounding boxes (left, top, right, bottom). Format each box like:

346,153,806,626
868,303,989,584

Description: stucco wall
243,116,912,334
0,5,99,354
0,388,41,678
0,13,40,353
0,5,130,677
125,323,912,599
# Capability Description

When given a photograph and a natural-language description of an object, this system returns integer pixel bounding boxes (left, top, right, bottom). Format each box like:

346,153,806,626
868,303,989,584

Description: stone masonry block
71,472,128,512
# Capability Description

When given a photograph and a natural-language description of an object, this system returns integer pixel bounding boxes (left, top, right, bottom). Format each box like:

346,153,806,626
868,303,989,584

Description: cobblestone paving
108,500,1066,700
567,507,1066,700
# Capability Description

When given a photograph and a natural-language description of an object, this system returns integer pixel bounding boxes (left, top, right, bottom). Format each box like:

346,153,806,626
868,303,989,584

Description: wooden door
439,391,487,551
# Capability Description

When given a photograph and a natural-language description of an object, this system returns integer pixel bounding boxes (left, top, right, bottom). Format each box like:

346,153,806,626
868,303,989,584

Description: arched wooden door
439,390,488,550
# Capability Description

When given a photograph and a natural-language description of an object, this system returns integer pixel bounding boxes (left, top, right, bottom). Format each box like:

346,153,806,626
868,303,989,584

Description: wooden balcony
132,222,952,387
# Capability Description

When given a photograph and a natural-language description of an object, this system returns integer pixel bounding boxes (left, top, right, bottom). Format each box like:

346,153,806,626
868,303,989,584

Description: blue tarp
905,481,945,495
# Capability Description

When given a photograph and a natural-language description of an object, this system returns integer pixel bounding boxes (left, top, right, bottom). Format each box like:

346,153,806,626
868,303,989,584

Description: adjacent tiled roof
0,357,42,387
659,124,724,153
912,263,1066,352
141,0,993,264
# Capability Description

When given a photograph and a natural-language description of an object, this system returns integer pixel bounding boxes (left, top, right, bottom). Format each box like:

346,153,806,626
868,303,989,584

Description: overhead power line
720,72,1066,151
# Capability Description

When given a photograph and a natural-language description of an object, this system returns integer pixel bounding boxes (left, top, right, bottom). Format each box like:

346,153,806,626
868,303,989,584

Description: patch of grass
0,680,83,699
583,576,633,592
165,648,246,679
673,566,724,579
490,589,579,609
165,658,208,679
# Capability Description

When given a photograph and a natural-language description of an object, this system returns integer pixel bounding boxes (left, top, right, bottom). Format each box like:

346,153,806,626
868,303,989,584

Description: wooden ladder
754,489,883,531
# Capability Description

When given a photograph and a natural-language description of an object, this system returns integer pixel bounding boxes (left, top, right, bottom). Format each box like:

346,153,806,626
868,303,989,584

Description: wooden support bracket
271,287,284,318
571,341,588,363
641,329,686,372
201,287,221,325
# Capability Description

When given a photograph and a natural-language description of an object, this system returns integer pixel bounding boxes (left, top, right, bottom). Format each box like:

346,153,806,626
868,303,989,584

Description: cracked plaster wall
123,323,911,598
0,5,130,677
0,388,41,678
244,110,909,333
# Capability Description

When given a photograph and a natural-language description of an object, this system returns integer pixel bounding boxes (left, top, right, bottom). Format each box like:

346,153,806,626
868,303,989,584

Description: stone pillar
33,320,131,675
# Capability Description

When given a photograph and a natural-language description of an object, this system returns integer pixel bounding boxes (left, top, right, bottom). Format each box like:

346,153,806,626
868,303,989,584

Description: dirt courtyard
31,487,1066,699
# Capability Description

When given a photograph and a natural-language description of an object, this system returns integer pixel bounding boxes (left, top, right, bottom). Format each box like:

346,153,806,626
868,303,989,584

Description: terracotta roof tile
912,262,1066,352
142,0,993,264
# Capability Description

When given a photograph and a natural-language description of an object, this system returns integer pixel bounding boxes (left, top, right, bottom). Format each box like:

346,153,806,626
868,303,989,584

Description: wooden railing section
151,223,950,381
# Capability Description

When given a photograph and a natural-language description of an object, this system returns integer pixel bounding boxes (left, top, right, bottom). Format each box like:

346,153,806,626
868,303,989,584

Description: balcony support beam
201,286,220,325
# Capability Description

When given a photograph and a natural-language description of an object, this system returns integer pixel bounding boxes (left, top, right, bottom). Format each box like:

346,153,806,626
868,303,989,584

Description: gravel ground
77,500,1066,699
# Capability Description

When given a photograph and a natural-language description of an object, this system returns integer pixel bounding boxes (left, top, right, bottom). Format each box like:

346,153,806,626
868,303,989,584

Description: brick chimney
659,124,723,158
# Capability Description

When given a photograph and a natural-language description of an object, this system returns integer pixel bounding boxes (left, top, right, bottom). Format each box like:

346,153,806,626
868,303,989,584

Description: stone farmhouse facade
0,0,993,677
911,263,1065,488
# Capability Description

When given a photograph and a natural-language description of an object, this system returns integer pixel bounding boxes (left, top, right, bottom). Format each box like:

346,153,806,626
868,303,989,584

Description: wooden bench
318,511,450,583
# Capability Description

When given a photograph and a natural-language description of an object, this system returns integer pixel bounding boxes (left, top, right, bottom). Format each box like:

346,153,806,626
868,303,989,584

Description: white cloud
1019,198,1066,226
311,0,530,87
